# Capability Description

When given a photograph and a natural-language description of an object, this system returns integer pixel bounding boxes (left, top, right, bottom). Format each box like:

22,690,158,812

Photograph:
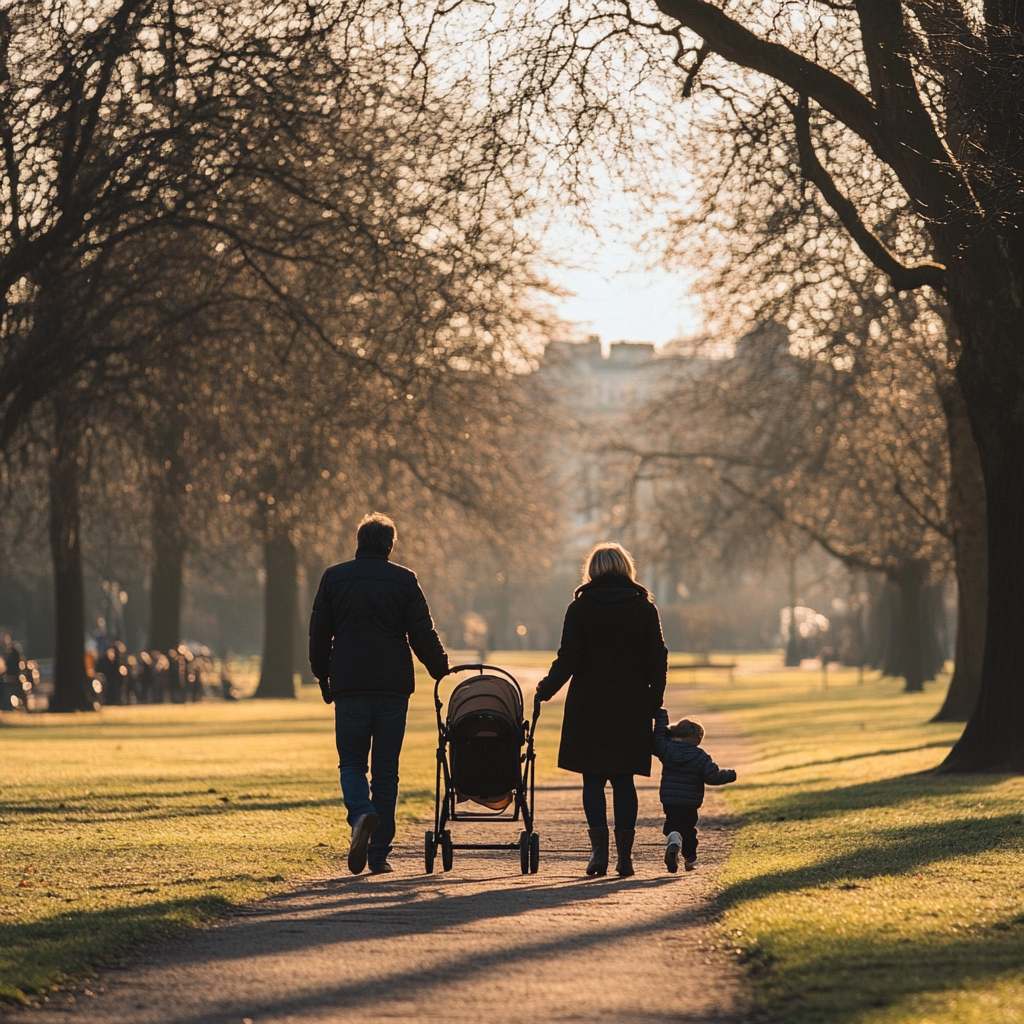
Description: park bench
667,657,737,684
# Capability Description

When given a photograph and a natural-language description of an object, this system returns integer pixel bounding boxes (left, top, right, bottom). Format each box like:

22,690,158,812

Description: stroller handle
444,663,522,687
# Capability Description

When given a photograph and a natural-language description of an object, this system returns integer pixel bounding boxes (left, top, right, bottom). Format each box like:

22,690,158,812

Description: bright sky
550,260,702,350
540,212,703,351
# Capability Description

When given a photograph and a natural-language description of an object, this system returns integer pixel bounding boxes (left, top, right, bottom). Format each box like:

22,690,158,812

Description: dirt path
20,704,755,1024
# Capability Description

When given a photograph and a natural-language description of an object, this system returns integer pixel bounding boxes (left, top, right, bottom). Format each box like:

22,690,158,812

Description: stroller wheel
529,832,540,874
424,830,436,874
441,830,454,872
519,831,530,875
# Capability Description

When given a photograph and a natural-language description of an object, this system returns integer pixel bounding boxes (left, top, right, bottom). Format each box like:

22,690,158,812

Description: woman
535,543,668,877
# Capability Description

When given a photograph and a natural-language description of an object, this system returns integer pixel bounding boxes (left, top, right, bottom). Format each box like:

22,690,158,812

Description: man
309,512,449,874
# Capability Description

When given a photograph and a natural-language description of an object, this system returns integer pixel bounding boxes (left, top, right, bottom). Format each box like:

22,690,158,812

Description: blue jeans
334,692,409,865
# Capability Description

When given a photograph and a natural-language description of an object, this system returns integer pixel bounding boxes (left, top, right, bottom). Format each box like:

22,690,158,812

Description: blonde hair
583,543,636,583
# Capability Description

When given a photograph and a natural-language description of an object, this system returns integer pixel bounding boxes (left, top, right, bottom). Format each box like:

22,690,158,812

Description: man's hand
317,680,333,705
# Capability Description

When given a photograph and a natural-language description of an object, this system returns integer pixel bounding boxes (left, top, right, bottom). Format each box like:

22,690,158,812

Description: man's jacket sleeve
406,581,449,681
308,572,333,685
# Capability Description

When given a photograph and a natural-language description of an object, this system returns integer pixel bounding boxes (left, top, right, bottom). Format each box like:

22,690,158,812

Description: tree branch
654,0,885,151
789,95,947,292
654,0,975,222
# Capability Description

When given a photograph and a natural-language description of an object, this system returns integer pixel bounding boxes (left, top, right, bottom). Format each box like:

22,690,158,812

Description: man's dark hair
357,512,396,555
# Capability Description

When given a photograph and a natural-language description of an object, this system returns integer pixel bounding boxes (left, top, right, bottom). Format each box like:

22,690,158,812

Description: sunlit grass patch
678,667,1024,1024
0,665,563,1005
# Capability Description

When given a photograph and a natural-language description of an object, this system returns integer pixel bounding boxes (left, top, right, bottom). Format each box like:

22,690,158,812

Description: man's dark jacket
309,549,448,699
653,708,736,807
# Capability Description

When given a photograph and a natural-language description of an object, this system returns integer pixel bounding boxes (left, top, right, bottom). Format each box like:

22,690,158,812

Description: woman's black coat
536,574,668,776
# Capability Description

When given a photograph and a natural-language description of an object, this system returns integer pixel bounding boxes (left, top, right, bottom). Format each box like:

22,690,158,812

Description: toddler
653,708,737,872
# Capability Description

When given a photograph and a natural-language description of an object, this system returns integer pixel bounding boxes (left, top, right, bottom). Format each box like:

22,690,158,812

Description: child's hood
661,740,714,769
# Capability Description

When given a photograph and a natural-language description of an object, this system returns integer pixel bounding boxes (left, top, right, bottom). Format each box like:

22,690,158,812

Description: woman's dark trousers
663,804,700,861
582,773,638,830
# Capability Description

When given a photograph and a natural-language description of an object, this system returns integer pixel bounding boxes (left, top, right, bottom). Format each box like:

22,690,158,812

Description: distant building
537,325,789,607
537,335,704,596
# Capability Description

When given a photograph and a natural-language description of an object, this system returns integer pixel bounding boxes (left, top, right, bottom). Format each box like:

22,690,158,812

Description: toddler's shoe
684,856,698,871
664,832,682,873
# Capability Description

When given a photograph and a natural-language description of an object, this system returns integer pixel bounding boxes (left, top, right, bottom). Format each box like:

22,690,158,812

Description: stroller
426,663,540,874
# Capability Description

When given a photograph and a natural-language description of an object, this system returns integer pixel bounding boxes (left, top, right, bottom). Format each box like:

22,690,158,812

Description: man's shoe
347,812,380,875
665,832,682,873
368,860,393,874
684,857,698,872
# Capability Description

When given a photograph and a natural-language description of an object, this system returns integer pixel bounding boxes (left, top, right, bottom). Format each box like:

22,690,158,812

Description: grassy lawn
674,661,1024,1024
0,655,564,1005
6,651,1022,1021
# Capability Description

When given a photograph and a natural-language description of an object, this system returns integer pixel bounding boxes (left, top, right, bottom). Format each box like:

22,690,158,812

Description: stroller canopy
446,674,523,736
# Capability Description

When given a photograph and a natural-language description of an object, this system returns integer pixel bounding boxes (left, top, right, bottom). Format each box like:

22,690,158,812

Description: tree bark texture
943,275,1024,768
934,373,988,721
47,394,94,712
255,530,298,699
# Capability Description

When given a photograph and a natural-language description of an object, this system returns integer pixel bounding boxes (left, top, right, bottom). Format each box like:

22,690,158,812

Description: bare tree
422,0,1020,768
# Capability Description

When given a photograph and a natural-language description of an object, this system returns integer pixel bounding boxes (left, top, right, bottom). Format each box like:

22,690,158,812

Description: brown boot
614,829,635,877
586,827,609,876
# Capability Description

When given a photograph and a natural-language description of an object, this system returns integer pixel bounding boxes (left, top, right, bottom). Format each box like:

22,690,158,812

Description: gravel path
18,703,755,1024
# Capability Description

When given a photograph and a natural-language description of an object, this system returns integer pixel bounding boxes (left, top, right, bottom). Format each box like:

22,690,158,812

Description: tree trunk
923,581,948,680
293,560,314,686
47,394,94,713
879,580,903,677
934,375,988,722
893,559,929,693
147,429,188,654
864,573,889,669
941,255,1024,772
784,554,800,666
149,517,185,654
255,530,298,699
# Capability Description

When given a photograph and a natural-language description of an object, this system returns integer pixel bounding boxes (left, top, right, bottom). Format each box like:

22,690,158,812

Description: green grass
7,651,1022,1022
675,663,1024,1024
0,658,564,1005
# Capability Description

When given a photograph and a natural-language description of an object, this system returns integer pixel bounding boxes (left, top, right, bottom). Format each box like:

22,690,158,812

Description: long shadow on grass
772,740,955,772
719,813,1022,906
1,795,345,822
743,915,1024,1024
742,768,1019,821
0,895,233,1003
